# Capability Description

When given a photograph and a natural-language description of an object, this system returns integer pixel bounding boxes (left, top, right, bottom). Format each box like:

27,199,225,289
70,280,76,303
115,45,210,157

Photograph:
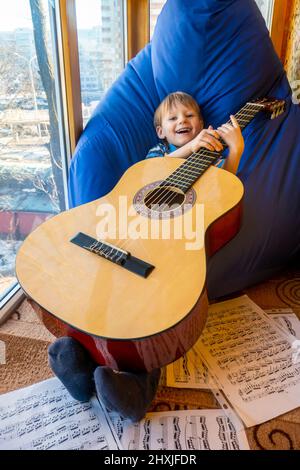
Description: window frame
58,0,83,155
127,0,150,60
270,0,295,62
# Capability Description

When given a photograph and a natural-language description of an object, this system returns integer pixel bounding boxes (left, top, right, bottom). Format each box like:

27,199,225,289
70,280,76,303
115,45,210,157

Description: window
76,0,126,127
0,1,69,306
255,0,275,29
150,0,166,39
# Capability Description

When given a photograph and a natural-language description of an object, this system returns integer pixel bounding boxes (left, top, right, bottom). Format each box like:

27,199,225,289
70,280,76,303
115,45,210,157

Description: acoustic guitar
16,98,285,372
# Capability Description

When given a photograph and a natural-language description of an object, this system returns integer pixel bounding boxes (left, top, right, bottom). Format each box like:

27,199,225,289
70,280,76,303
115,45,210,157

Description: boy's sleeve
214,146,229,168
145,143,166,159
214,156,225,168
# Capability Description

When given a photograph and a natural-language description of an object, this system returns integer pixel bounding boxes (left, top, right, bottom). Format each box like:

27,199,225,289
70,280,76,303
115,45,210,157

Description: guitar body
16,157,243,371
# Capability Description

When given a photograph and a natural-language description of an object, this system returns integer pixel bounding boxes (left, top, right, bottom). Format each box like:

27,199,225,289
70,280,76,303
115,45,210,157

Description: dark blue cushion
68,0,300,298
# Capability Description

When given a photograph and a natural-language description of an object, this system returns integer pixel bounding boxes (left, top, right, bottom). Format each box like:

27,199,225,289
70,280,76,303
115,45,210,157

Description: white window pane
255,0,275,30
0,0,67,300
76,0,125,127
150,0,167,39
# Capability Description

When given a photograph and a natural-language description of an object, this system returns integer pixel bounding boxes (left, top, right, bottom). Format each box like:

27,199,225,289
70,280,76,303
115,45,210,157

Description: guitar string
132,103,261,216
113,103,263,258
126,110,242,227
111,103,264,258
98,100,283,260
163,103,262,188
138,103,261,211
112,101,277,263
144,100,282,210
152,103,262,210
105,101,278,259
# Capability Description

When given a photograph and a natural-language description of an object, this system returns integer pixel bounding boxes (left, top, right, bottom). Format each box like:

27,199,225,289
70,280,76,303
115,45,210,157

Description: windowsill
0,284,25,326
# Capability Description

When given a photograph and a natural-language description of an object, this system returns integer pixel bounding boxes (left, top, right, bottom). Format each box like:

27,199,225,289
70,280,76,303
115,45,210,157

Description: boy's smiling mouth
176,127,192,134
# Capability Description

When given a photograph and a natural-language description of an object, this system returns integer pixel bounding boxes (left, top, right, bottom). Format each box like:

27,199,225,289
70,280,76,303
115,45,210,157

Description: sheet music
108,409,249,450
166,347,213,389
267,310,300,339
0,378,121,450
193,295,300,427
166,309,300,390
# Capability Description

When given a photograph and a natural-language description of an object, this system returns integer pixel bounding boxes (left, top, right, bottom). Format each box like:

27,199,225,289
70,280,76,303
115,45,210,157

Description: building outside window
76,0,126,127
0,0,67,303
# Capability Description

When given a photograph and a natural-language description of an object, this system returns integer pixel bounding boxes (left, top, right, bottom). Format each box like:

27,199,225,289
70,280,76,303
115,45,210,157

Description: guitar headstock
253,97,286,119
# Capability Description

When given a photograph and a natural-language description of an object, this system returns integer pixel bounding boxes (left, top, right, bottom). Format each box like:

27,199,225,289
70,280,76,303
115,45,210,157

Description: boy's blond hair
154,91,202,128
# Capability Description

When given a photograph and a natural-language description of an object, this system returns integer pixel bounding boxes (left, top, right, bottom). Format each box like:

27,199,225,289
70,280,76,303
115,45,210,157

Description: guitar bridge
70,232,155,278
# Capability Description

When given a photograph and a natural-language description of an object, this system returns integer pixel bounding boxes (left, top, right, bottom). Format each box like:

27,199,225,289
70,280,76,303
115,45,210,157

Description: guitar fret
166,155,218,189
237,116,256,124
190,157,217,165
236,113,256,121
166,160,211,182
168,165,210,177
165,163,207,182
187,159,216,169
186,154,218,168
166,174,201,186
166,173,200,185
172,167,203,178
194,150,220,159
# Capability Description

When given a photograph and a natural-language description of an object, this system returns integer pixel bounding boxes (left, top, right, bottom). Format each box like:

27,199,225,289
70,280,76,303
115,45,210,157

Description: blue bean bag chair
68,0,300,299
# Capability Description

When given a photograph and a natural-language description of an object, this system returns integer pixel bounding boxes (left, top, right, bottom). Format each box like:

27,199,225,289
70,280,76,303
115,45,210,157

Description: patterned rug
0,267,299,450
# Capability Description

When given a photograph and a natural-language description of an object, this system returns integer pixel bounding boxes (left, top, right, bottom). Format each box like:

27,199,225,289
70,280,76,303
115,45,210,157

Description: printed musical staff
0,378,121,450
108,409,249,450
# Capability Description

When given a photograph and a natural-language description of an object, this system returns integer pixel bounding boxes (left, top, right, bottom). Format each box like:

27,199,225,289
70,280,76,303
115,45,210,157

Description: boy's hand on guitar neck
217,115,244,159
167,115,244,175
217,115,244,174
189,127,223,154
190,115,244,158
165,125,223,160
188,115,244,175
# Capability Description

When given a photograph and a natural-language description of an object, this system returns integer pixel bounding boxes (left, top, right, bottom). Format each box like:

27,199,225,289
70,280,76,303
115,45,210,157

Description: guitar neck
162,102,264,193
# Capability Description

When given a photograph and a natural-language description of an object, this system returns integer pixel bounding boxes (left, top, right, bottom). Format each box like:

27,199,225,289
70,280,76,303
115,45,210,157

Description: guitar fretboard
160,102,265,193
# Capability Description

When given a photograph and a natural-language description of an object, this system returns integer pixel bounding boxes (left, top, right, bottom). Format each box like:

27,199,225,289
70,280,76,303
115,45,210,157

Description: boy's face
156,102,203,148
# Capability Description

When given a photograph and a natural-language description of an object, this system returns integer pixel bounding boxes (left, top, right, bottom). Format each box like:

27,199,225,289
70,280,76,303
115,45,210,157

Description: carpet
0,267,299,450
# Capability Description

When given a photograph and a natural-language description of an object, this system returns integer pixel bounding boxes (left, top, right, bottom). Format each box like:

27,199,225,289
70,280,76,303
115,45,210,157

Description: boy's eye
186,113,194,118
168,116,177,121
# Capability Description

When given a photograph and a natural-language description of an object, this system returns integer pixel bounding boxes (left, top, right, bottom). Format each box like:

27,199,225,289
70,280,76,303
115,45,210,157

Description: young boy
146,91,244,175
48,92,244,424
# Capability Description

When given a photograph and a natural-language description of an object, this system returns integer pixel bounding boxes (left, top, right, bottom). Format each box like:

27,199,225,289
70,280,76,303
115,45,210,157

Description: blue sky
0,0,101,31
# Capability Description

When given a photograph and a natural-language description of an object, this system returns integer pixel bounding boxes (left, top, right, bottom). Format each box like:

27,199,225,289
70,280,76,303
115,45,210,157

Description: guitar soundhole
144,186,185,212
133,181,196,219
